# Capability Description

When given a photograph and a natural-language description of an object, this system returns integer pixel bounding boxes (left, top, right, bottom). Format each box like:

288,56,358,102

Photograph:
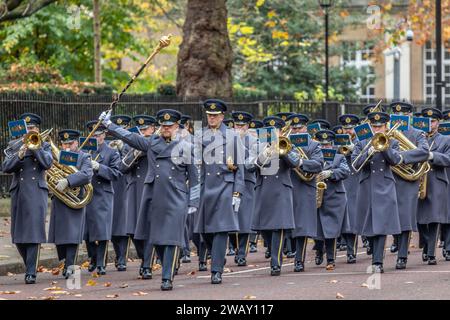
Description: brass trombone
4,129,52,159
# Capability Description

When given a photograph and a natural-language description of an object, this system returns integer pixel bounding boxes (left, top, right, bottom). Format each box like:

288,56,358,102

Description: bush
157,83,176,96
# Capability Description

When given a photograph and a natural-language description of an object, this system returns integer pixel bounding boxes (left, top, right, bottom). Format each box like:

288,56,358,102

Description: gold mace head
159,34,172,48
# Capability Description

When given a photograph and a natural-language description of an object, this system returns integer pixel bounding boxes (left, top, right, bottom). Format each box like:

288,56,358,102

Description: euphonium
45,134,93,209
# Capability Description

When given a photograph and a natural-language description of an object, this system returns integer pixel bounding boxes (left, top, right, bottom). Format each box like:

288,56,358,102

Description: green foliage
228,0,372,100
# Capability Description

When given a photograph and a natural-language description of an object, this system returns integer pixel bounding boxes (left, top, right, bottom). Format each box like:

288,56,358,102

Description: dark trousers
315,238,337,262
193,233,208,263
228,233,236,250
130,236,144,260
229,233,250,259
294,236,308,262
111,236,129,266
56,244,78,268
369,235,386,265
141,240,155,269
284,230,295,253
397,231,411,259
183,215,194,256
154,245,178,281
442,224,450,252
249,233,258,243
86,240,108,268
261,230,285,268
203,232,228,273
419,223,440,257
16,243,40,275
342,233,358,256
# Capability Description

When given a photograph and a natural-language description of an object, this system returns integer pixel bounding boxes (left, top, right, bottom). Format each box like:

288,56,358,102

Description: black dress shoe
198,262,207,272
428,256,437,265
362,239,369,248
422,252,428,262
390,243,398,253
270,266,281,276
211,272,222,284
62,267,67,278
347,254,356,264
161,279,173,291
141,268,152,279
156,258,162,265
116,264,127,272
249,243,258,253
25,274,36,284
181,255,191,263
395,258,407,269
366,246,373,255
237,258,247,267
294,261,304,272
286,251,296,259
227,248,236,256
315,251,324,265
264,249,271,259
443,248,447,258
97,266,106,275
234,255,238,264
439,241,444,248
339,244,347,252
139,262,144,276
372,264,384,273
88,263,96,273
446,254,450,261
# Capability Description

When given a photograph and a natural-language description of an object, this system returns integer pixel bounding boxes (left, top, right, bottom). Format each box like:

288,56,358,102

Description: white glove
56,179,69,192
99,110,112,127
91,160,100,171
18,144,27,160
318,170,332,180
232,195,241,213
428,152,434,160
110,140,124,151
187,206,197,215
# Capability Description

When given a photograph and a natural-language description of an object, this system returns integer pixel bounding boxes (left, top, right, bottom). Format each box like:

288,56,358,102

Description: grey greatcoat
108,124,200,246
351,139,402,236
48,152,93,244
394,128,429,231
238,133,257,233
111,143,127,237
341,137,359,235
251,146,300,231
84,143,121,242
2,141,53,244
195,124,246,234
418,133,450,224
120,142,150,238
291,140,324,238
316,153,350,240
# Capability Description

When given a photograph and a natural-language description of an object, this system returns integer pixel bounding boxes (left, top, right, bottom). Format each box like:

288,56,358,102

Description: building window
424,41,450,104
341,41,375,102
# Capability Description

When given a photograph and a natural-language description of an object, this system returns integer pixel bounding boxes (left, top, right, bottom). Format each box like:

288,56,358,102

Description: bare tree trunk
176,0,232,98
93,0,102,84
0,0,57,23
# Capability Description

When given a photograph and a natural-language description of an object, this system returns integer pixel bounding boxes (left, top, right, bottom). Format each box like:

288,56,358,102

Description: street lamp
318,0,333,103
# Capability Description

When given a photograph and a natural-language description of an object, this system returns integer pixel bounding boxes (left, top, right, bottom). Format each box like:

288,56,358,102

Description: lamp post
435,0,444,110
318,0,333,102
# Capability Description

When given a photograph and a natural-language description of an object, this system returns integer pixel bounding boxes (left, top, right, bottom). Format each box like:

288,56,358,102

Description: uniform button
372,170,376,173
207,173,210,176
381,160,385,163
20,169,23,172
370,161,374,164
97,181,101,184
218,161,222,164
33,167,36,170
34,159,37,162
156,175,160,178
156,165,160,168
169,177,172,180
264,176,267,179
220,151,224,154
206,162,210,165
380,169,384,172
275,176,279,179
32,177,35,180
20,178,24,181
217,172,220,176
137,175,140,178
171,167,175,170
137,166,140,169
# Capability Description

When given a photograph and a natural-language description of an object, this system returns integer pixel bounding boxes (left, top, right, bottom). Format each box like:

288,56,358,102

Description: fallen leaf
119,283,129,288
37,266,47,273
328,280,338,284
326,264,335,271
223,268,233,273
43,287,62,291
42,296,59,300
361,283,369,288
57,263,65,269
81,261,90,268
51,268,60,276
106,294,119,298
6,272,15,277
51,281,58,285
187,270,196,276
0,291,21,294
243,295,256,300
51,291,69,295
73,294,83,298
336,292,345,299
104,282,112,287
152,264,161,271
405,281,414,284
91,272,100,278
132,291,148,296
86,279,97,287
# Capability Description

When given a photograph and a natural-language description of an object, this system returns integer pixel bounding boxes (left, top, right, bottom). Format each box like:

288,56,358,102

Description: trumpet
351,122,401,172
255,121,293,169
4,129,52,159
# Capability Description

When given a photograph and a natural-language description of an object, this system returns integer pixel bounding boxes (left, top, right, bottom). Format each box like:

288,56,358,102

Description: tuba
44,133,93,209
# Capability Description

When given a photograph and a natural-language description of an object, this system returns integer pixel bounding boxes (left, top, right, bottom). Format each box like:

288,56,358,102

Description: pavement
1,231,450,300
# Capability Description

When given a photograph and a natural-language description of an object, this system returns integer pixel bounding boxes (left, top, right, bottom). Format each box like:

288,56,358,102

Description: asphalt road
1,235,450,300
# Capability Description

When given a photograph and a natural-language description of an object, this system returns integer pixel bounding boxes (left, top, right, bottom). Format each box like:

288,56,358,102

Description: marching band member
287,114,323,272
84,120,121,275
229,111,257,266
417,108,450,265
443,110,450,259
195,99,245,284
101,108,199,291
109,115,131,271
313,130,350,270
122,115,157,279
338,114,360,263
250,116,300,276
389,102,429,269
351,112,403,273
48,129,93,278
2,113,52,284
